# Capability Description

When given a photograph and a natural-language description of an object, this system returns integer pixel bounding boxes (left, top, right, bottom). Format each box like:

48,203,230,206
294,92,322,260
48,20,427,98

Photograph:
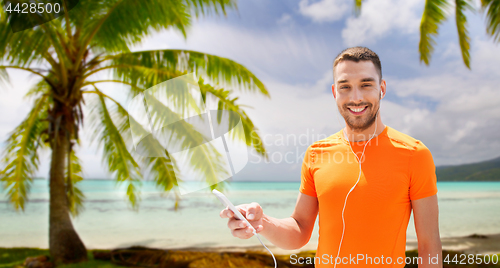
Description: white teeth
349,107,366,112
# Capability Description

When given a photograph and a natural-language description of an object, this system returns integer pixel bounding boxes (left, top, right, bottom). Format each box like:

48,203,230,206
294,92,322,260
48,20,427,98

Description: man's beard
338,101,379,132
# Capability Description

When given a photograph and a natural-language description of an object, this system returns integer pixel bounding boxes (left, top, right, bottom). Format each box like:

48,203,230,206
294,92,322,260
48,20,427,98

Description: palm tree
0,0,268,265
354,0,500,68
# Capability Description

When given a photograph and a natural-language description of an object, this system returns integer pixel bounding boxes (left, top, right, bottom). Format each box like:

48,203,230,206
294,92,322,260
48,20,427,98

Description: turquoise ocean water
1,180,499,251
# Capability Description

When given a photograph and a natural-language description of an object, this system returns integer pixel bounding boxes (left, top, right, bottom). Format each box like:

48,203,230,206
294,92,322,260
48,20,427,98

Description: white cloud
2,5,500,182
236,72,341,136
381,40,500,164
298,0,350,23
238,43,500,167
403,108,430,127
441,42,462,60
132,21,330,82
0,70,39,144
447,121,477,143
341,0,422,46
277,13,292,25
470,39,500,76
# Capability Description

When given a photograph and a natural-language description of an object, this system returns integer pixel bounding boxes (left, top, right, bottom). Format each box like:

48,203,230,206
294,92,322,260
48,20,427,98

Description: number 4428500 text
5,3,62,14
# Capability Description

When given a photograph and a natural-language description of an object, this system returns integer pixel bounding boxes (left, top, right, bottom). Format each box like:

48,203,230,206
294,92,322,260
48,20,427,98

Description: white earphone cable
334,116,377,268
255,233,277,268
332,89,381,268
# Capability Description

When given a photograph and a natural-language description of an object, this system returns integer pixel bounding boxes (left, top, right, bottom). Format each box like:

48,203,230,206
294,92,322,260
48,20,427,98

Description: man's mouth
347,106,368,115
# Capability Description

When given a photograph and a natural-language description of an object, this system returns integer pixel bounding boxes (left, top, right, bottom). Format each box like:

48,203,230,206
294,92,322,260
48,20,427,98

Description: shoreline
407,233,500,255
149,232,500,255
3,233,499,256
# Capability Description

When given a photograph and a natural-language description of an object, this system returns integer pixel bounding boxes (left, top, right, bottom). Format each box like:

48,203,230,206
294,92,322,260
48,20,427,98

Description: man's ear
380,79,387,99
331,84,336,99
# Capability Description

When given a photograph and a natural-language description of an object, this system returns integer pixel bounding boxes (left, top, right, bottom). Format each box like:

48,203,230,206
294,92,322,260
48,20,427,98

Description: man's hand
218,193,317,250
219,202,264,239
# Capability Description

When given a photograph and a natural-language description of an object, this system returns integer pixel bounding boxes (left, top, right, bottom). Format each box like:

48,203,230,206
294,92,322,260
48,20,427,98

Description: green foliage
108,50,269,97
0,247,124,267
198,80,267,159
354,0,499,68
464,168,500,181
0,0,268,215
436,156,500,181
0,11,51,67
419,0,450,66
417,0,498,67
65,150,85,217
455,0,473,69
142,86,231,189
353,0,363,16
0,247,49,267
145,154,179,193
2,247,498,268
89,92,142,210
0,95,48,211
76,0,190,53
185,0,236,17
482,0,500,42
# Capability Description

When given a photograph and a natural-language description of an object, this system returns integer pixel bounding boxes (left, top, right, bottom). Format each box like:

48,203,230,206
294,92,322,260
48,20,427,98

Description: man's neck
343,120,386,142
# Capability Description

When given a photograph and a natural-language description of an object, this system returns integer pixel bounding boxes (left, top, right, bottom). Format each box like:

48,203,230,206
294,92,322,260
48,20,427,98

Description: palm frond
74,0,190,54
456,0,473,69
95,90,181,196
185,0,236,17
419,0,450,65
354,0,364,16
481,0,500,42
0,66,53,89
0,94,48,210
0,5,58,67
90,86,227,198
0,65,9,86
71,0,237,54
198,79,267,159
88,91,142,210
24,77,52,100
138,91,231,188
65,149,85,217
145,152,179,192
104,50,269,97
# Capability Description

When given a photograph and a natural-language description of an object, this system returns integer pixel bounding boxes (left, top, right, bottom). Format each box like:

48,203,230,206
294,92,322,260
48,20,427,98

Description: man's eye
362,84,371,87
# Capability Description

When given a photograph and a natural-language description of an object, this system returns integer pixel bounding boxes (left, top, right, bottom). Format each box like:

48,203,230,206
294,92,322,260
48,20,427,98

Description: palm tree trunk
49,124,88,264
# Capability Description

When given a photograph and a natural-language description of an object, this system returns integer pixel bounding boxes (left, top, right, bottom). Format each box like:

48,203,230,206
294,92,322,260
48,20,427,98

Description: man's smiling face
333,60,385,132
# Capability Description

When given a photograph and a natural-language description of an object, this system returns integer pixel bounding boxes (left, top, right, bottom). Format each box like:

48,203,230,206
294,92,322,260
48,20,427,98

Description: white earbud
380,91,383,98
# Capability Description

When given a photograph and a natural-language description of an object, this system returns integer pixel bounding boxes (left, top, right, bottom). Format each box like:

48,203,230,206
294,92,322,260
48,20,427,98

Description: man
220,47,442,267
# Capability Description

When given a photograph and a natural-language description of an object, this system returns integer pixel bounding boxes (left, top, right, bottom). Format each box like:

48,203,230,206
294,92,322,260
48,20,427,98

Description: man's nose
350,87,363,103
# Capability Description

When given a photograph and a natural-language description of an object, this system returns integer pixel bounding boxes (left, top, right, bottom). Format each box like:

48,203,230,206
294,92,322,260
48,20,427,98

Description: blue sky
1,0,500,181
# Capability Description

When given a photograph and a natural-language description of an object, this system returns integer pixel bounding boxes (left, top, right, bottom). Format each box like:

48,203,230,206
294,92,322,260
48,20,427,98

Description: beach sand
4,233,499,268
162,233,500,256
407,233,500,255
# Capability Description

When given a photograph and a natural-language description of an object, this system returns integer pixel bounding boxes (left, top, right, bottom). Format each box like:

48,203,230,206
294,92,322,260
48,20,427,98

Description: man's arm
412,194,442,267
260,192,318,249
220,192,318,250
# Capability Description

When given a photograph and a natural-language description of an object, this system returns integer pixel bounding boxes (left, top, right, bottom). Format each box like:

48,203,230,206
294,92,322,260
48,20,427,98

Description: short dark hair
333,47,382,83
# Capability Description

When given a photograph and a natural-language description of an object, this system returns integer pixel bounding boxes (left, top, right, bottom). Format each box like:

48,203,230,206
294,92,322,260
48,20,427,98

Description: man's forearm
258,214,311,250
418,239,442,268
